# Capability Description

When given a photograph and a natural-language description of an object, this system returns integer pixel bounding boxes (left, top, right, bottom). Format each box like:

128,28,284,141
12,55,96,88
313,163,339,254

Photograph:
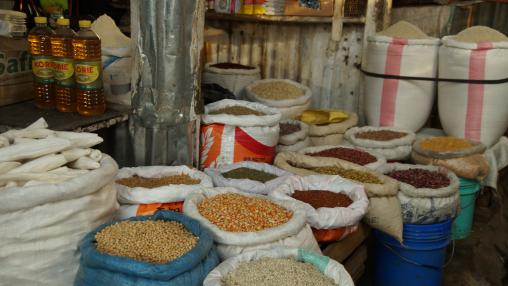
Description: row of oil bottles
28,16,105,116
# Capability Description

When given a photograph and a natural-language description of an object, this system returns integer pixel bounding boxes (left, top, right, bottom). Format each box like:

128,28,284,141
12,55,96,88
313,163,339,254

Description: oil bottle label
32,55,53,79
53,58,74,81
75,60,101,85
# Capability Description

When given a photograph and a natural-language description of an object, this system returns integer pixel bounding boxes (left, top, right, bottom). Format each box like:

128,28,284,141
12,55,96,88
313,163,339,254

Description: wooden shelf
206,11,365,24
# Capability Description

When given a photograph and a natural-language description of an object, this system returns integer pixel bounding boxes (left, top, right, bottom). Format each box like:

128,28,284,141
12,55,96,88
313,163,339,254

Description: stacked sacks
203,63,261,98
269,175,369,242
381,163,460,224
205,161,291,195
365,21,440,132
274,152,402,241
299,145,386,170
439,26,508,147
200,99,281,169
75,211,219,286
183,187,321,260
301,110,358,146
115,166,213,219
344,126,415,161
245,79,311,120
276,120,310,152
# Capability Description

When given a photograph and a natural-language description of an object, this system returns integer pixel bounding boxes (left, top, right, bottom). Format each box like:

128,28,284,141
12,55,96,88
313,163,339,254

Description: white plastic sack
345,126,416,160
276,99,311,120
205,161,291,195
203,248,354,286
203,63,261,98
310,133,344,146
269,175,369,229
276,137,311,153
183,187,321,260
365,36,440,132
116,165,213,204
279,120,309,146
245,79,312,108
200,99,281,168
102,56,132,106
438,37,508,147
0,155,119,286
380,163,460,224
299,145,387,170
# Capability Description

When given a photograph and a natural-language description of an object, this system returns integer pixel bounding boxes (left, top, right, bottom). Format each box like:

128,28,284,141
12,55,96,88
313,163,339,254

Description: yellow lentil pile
116,174,200,188
209,106,264,116
377,21,431,39
419,137,472,152
312,166,382,184
252,81,305,100
223,258,336,286
455,26,508,43
95,220,198,264
197,193,293,232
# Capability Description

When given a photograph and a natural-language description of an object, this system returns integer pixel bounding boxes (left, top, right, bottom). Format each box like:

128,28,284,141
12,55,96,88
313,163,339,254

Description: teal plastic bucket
452,177,480,240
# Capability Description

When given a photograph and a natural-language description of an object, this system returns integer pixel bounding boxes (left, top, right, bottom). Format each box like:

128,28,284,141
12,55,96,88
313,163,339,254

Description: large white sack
307,112,358,137
204,248,355,286
365,36,440,132
276,99,311,120
299,144,387,170
438,37,508,147
0,155,119,286
276,137,311,153
116,165,213,204
183,187,321,260
245,79,312,108
269,175,369,229
310,133,344,146
279,120,309,146
205,161,291,195
203,63,261,98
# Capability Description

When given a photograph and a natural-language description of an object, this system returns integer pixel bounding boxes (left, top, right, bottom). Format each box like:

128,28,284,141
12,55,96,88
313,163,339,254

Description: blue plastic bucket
452,177,481,240
374,219,453,286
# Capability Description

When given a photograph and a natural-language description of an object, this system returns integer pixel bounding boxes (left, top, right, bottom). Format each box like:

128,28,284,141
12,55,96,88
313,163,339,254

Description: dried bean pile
252,82,304,100
312,166,382,184
386,169,450,189
222,167,278,183
419,137,472,152
209,106,264,116
95,220,198,264
307,147,377,166
116,174,200,188
197,193,292,232
355,130,407,141
223,258,336,286
292,190,353,209
280,123,301,136
211,63,256,70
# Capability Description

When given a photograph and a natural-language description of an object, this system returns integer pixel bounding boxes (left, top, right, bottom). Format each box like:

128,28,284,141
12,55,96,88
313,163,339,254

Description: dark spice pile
209,106,264,116
116,174,200,188
222,167,278,183
386,169,450,189
307,147,376,166
291,190,353,209
211,63,256,70
280,123,301,136
355,130,407,141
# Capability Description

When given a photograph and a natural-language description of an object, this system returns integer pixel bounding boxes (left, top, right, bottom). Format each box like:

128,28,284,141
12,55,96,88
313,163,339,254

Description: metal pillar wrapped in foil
130,0,204,166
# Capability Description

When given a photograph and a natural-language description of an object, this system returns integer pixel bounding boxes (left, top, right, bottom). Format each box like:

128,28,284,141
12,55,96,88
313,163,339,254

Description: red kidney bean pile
291,190,353,209
211,62,256,70
280,123,301,136
386,169,450,189
307,147,377,166
355,130,407,141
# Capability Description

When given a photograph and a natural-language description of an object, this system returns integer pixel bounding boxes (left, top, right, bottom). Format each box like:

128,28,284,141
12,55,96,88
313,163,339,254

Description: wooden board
322,223,370,263
344,244,368,282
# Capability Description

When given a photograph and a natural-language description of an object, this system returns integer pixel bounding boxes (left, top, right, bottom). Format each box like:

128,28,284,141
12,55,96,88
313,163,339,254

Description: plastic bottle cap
34,16,47,24
78,20,91,28
57,18,70,26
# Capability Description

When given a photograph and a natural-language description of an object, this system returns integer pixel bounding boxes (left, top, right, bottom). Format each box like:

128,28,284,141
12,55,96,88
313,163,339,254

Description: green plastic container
452,177,481,240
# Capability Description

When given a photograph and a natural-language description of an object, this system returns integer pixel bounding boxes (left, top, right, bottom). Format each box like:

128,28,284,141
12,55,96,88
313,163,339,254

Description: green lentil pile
95,220,198,264
223,257,336,286
222,167,278,183
312,166,382,184
209,106,264,116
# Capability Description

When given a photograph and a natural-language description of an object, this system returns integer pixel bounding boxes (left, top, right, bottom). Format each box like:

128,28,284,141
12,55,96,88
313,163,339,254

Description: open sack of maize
0,118,119,286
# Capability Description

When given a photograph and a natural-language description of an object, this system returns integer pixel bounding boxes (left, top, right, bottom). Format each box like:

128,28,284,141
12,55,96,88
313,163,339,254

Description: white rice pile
377,21,430,39
454,26,508,43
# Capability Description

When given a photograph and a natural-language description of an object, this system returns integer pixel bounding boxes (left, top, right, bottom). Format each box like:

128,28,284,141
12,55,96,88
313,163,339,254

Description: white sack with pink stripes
438,37,508,147
364,36,440,132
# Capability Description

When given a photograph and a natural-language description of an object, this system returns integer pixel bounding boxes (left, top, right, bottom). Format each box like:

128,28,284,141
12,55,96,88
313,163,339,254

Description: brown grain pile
252,81,305,100
455,26,508,43
377,21,430,39
116,174,200,188
208,106,264,116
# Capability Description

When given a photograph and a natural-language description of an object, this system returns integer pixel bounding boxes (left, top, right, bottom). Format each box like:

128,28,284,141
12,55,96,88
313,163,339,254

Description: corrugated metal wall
205,21,366,117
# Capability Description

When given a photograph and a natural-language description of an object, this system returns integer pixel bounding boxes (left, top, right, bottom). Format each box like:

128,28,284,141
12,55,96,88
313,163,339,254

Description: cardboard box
284,0,334,17
0,37,33,107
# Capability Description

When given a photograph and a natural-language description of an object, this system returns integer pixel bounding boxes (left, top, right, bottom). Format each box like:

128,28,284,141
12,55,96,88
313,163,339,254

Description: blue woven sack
74,211,219,286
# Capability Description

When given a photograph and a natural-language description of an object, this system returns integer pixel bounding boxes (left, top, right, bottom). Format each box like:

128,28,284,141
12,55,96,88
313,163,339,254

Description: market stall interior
0,0,507,285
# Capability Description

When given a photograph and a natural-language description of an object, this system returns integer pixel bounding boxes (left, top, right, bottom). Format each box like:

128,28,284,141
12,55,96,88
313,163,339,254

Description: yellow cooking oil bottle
51,18,77,112
73,20,105,116
27,16,55,109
